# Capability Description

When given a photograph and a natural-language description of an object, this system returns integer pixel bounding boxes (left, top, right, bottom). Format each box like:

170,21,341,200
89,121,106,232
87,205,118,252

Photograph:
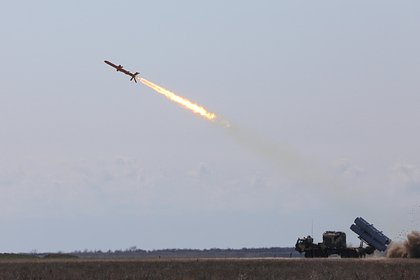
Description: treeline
72,247,298,259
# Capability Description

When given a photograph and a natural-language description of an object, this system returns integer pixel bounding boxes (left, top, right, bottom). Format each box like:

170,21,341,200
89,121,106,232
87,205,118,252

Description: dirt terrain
0,258,418,280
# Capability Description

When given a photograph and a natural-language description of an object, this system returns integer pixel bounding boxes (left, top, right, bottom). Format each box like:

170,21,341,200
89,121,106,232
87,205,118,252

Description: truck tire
304,251,314,258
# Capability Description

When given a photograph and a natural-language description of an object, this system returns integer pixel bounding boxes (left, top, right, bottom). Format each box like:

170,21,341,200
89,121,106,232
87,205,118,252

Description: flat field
0,258,419,280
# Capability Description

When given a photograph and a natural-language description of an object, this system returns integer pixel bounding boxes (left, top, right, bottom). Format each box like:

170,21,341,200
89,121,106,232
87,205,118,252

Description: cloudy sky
1,0,420,252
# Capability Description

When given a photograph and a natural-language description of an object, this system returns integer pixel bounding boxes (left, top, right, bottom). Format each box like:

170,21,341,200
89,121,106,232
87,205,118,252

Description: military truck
295,217,391,258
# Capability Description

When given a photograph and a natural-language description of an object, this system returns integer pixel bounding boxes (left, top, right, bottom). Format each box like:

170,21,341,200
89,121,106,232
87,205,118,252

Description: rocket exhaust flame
138,77,217,121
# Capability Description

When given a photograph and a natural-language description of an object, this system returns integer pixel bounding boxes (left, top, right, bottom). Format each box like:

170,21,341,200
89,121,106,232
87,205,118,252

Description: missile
104,60,140,83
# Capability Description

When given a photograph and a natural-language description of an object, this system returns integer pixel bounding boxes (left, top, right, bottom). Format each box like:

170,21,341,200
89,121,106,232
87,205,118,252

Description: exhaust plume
137,76,321,183
225,124,327,185
387,231,420,258
139,77,217,121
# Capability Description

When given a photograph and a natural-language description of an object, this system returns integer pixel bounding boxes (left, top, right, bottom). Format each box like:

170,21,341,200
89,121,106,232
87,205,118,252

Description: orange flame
139,77,216,121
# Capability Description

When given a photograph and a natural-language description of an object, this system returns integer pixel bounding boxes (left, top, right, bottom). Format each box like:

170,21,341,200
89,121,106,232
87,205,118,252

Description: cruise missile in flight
104,60,140,83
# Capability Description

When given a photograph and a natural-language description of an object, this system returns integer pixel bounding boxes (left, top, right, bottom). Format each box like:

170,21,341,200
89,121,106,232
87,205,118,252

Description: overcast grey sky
1,0,420,252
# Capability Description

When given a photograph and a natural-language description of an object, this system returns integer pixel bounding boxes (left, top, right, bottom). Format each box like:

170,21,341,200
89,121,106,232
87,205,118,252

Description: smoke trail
223,123,327,185
387,231,420,258
137,76,324,183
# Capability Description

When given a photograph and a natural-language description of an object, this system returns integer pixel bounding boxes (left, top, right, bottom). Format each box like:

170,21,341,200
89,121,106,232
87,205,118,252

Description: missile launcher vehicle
295,217,391,258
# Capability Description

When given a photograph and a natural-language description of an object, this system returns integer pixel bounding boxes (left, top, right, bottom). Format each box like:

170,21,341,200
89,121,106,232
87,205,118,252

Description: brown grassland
0,258,419,280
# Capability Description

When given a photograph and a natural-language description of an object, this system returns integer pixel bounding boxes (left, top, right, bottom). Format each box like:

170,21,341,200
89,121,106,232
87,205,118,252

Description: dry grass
0,258,419,280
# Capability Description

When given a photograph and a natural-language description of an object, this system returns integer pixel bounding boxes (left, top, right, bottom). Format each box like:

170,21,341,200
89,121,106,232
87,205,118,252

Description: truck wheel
341,250,359,258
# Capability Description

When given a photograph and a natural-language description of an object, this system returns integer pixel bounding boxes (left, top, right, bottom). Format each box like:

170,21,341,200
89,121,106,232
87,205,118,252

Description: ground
0,258,418,280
